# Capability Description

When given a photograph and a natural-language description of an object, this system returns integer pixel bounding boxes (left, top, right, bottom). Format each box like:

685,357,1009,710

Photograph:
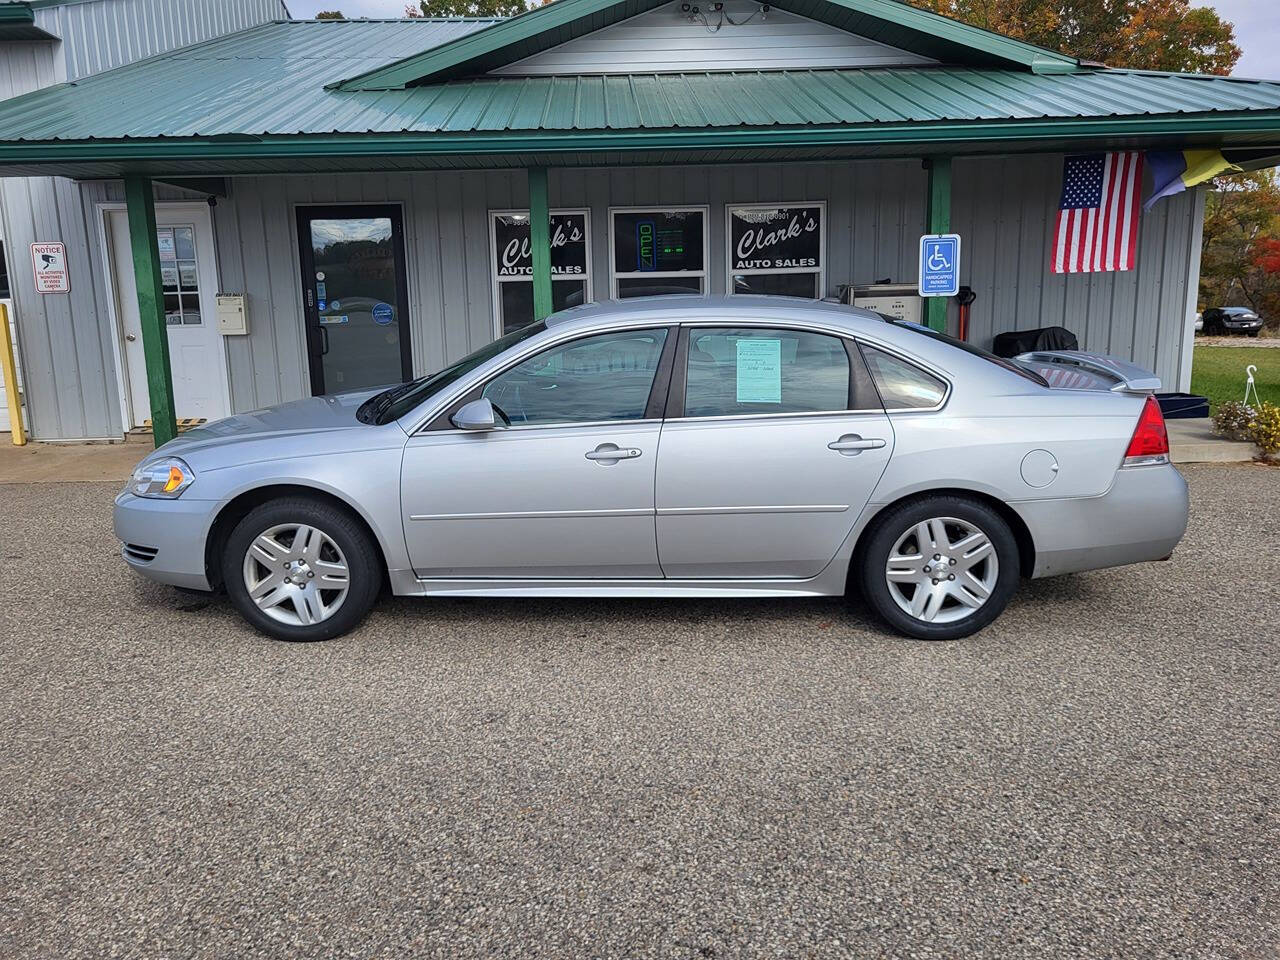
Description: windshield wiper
358,380,421,425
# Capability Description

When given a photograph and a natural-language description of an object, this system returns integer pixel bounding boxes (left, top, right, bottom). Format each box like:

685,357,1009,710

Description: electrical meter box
844,284,923,325
216,294,247,335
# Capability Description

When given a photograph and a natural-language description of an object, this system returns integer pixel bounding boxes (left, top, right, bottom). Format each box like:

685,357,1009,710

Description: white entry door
106,204,230,426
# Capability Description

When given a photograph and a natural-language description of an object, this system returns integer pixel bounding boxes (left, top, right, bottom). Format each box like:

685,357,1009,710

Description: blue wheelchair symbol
919,234,961,297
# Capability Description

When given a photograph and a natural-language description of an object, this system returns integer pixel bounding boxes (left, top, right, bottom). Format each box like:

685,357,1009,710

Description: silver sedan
114,297,1189,642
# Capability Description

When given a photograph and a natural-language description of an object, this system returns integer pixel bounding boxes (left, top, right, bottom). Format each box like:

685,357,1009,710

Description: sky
286,0,1280,79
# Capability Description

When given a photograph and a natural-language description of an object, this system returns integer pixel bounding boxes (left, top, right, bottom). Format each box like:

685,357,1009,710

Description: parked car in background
1200,306,1264,336
114,298,1189,644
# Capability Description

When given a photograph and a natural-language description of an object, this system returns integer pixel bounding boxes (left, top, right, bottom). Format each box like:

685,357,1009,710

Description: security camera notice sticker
736,338,782,404
31,242,70,294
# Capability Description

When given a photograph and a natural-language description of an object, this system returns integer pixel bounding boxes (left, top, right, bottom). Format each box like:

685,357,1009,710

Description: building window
726,203,825,299
490,210,591,336
0,241,10,299
610,206,708,298
158,225,202,325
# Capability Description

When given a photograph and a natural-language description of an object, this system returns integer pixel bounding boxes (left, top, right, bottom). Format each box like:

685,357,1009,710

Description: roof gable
490,0,935,75
334,0,1079,91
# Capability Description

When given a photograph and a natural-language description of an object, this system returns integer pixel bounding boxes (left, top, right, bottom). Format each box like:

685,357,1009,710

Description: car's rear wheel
857,496,1020,640
223,497,382,642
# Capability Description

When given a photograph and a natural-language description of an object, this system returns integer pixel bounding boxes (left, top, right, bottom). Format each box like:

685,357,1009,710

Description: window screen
683,327,850,418
860,344,947,409
483,328,668,426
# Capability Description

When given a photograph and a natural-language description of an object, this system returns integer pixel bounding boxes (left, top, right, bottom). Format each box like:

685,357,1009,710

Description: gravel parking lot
1,464,1277,959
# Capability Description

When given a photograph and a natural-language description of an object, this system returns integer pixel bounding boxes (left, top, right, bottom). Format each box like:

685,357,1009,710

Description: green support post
527,167,553,323
925,157,952,333
123,174,177,447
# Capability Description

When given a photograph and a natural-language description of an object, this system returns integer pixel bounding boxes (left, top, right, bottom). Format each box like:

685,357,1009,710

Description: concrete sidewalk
1167,418,1257,464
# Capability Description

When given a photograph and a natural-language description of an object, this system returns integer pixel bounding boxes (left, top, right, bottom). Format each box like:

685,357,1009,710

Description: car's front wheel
223,497,382,642
857,496,1020,640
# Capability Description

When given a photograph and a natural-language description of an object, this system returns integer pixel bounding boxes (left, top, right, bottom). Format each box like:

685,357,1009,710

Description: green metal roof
335,0,1080,90
0,17,1277,176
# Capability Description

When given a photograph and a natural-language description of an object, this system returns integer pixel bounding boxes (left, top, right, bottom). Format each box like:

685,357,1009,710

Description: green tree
905,0,1240,74
1199,172,1280,331
314,9,345,18
405,0,538,16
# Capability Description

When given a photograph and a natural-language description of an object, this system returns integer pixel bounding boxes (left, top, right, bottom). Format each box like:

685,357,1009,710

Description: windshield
359,322,547,425
879,317,1049,388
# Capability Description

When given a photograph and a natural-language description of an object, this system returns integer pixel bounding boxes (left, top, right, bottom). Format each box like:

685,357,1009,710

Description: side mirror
451,397,500,431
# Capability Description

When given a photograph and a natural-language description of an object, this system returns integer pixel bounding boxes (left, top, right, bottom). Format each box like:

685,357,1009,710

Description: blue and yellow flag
1144,149,1241,210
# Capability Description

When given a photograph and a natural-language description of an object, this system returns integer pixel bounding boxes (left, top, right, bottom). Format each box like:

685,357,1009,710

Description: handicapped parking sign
919,233,961,297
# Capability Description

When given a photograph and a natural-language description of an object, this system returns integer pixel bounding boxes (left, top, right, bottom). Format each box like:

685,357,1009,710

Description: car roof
546,295,883,334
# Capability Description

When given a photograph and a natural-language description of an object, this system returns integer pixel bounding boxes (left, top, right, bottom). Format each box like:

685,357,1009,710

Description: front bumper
113,492,218,590
1013,463,1190,579
1223,320,1263,332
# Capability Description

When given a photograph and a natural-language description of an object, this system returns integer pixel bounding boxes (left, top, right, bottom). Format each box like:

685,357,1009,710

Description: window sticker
156,229,176,261
736,338,782,404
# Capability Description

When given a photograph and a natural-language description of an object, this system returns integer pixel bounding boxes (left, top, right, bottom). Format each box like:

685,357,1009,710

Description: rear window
860,345,946,409
881,317,1049,388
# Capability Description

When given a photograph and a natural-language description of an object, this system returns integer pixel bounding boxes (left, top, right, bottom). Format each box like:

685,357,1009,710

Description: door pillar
527,168,553,322
123,174,177,446
924,157,952,333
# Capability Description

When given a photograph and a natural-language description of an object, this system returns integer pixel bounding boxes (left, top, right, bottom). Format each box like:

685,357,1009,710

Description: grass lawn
1190,344,1280,412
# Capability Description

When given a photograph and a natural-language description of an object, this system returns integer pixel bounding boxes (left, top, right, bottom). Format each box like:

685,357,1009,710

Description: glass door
296,205,412,395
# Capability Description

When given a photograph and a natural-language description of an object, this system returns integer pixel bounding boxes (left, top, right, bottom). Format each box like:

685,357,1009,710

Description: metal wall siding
34,0,284,81
1,0,283,439
952,154,1198,390
212,160,933,413
490,2,934,75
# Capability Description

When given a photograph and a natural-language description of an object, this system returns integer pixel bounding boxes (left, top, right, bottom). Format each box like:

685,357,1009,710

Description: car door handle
828,435,886,455
585,444,642,462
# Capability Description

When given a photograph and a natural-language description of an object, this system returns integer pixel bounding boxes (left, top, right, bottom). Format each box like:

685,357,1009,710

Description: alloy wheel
884,516,999,624
241,522,350,627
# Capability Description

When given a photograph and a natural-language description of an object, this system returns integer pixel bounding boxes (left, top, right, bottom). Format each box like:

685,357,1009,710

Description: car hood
152,388,395,462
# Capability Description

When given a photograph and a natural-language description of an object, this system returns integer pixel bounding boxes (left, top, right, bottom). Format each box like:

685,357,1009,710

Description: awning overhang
2,112,1279,179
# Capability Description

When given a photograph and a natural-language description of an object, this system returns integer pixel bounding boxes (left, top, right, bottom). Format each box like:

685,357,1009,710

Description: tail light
1124,394,1169,466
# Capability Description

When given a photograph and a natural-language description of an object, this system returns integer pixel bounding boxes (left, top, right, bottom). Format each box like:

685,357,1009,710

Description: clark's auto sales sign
729,206,822,273
494,213,587,278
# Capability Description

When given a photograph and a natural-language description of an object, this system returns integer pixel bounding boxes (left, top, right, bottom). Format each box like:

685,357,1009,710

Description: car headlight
128,457,195,499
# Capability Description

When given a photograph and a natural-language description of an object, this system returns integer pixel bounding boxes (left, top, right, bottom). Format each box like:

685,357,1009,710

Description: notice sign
31,242,70,294
494,213,587,278
729,205,822,272
736,338,782,404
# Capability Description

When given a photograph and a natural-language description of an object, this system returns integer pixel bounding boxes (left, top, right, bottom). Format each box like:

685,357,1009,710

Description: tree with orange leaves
906,0,1240,74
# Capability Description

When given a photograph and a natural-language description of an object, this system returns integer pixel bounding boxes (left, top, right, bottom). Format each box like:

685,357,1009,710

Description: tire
222,496,382,642
1248,331,1260,338
856,495,1021,641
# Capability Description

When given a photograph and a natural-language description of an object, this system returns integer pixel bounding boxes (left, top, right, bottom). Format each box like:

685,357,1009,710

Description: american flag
1052,152,1143,273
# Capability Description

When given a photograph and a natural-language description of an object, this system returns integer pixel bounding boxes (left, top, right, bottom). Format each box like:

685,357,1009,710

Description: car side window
859,344,947,409
682,327,851,418
481,328,668,426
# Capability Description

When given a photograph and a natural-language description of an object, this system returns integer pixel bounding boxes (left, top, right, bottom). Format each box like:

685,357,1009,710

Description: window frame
724,201,827,301
664,322,883,422
608,205,710,299
426,324,679,432
488,207,593,338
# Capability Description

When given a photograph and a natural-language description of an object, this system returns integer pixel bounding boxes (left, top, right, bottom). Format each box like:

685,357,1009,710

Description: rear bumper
113,492,216,591
1013,463,1189,578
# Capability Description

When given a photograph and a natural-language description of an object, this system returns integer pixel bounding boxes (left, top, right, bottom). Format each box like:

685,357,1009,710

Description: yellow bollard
0,301,26,445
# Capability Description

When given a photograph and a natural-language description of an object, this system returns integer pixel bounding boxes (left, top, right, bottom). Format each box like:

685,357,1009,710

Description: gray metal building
0,0,1271,442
